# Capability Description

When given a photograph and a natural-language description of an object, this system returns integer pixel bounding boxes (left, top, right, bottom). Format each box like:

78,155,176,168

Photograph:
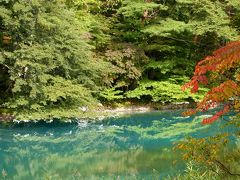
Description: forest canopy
0,0,240,119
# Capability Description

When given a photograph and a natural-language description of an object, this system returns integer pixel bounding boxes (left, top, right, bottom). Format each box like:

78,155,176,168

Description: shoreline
100,101,195,113
0,102,196,123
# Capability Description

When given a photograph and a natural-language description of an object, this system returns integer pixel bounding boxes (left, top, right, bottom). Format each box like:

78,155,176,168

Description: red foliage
202,105,230,124
183,41,240,124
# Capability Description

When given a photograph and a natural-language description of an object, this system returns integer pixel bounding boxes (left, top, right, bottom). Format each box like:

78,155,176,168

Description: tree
1,0,240,118
106,0,240,104
183,41,240,124
176,41,240,178
118,0,240,78
0,0,110,119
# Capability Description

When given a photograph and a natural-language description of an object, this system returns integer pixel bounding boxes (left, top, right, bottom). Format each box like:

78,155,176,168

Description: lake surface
0,110,234,179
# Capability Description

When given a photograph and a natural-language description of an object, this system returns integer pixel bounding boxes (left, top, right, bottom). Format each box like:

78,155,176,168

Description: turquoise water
0,110,233,179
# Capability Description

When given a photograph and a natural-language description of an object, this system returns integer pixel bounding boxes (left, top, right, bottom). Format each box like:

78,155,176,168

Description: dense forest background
1,0,240,119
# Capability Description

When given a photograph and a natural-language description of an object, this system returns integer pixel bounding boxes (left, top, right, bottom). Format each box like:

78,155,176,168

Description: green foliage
114,0,240,95
175,132,240,179
0,0,110,119
142,0,239,39
1,0,240,118
99,88,124,102
126,77,208,103
104,43,148,89
145,57,194,77
165,161,220,180
118,0,163,18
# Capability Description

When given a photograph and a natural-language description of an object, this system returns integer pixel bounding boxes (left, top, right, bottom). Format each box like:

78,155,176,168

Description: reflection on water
0,110,233,179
